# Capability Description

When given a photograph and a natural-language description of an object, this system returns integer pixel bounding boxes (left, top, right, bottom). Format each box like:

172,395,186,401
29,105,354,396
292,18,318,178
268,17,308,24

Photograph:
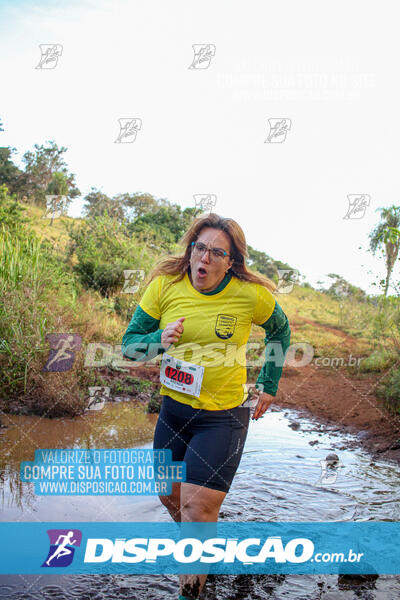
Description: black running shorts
153,395,250,493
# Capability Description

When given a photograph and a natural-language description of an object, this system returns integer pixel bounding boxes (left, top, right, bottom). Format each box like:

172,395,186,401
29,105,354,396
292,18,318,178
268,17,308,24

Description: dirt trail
274,362,400,463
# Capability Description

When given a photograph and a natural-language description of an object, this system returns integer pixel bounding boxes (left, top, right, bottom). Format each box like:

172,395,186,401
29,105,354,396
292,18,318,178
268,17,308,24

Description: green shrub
66,213,155,297
376,369,400,414
359,348,397,372
147,391,162,413
0,184,29,231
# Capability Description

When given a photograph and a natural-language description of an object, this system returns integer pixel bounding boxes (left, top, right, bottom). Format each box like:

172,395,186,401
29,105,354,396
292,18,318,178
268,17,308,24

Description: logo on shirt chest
215,314,237,339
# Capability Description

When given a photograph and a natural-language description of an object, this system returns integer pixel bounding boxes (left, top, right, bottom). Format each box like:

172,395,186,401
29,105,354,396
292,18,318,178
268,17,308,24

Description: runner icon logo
41,529,82,567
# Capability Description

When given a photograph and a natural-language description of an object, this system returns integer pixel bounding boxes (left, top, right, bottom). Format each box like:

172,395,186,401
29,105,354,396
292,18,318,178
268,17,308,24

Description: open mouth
197,267,208,277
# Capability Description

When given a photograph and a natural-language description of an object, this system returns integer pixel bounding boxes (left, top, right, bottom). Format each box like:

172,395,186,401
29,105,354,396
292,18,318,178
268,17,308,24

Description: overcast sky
1,0,399,295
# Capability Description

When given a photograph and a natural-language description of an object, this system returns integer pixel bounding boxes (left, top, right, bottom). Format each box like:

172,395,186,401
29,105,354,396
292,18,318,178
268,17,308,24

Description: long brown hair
145,212,277,292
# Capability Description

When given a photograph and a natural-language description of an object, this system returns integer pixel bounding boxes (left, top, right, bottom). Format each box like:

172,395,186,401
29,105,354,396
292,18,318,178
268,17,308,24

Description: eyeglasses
191,241,231,260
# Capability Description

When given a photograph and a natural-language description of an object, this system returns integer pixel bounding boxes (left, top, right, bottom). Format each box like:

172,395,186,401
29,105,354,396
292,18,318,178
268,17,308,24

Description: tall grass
0,224,82,414
0,220,148,417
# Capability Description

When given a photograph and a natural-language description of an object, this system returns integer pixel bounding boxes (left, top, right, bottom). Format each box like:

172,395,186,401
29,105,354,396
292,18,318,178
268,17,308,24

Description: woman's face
189,227,234,292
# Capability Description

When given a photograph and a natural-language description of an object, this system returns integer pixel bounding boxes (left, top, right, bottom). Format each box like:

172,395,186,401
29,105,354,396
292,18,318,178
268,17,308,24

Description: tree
128,203,200,245
247,245,275,278
0,147,27,198
113,192,162,222
369,205,400,297
82,188,125,222
45,172,70,225
247,245,297,284
22,140,80,207
325,273,366,301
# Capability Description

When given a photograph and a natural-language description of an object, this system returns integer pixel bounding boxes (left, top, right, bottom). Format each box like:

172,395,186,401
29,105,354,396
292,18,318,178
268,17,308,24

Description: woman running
122,212,291,599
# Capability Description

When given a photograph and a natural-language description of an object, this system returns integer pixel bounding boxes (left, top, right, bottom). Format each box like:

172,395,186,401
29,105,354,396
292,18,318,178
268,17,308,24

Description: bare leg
159,481,182,522
178,482,226,598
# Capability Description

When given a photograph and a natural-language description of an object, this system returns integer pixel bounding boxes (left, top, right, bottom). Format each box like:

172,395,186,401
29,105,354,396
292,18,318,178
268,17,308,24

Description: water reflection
0,403,157,518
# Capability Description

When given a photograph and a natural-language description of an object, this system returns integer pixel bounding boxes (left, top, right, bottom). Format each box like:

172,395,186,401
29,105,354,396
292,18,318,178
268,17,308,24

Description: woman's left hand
251,389,275,420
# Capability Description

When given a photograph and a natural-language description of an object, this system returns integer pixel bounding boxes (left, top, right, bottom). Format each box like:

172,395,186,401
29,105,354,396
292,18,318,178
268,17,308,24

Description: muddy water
1,401,399,599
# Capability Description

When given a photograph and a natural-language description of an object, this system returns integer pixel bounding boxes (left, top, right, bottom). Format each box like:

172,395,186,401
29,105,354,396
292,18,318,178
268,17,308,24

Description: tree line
2,139,396,299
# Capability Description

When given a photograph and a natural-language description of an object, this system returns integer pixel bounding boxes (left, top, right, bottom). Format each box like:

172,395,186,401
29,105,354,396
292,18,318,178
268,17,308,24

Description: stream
0,400,399,599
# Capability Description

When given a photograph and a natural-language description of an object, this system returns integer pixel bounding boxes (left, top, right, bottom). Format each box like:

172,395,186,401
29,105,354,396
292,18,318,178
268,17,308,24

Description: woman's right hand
161,317,185,349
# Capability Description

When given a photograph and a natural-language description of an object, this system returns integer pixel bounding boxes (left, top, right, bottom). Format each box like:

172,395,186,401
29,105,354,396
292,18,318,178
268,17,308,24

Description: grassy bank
1,202,400,418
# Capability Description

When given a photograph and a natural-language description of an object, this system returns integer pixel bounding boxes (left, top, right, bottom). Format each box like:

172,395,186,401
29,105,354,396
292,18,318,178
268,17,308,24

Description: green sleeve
255,302,291,396
122,305,171,362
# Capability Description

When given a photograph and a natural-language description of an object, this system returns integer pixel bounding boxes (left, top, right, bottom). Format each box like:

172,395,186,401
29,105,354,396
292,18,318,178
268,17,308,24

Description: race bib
160,352,204,398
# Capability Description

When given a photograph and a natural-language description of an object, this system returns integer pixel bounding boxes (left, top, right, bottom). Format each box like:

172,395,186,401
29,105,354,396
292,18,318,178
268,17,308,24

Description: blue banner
0,521,398,574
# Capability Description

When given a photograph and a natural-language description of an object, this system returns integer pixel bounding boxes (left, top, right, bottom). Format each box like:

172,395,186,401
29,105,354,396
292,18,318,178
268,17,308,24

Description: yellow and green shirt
122,270,291,410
